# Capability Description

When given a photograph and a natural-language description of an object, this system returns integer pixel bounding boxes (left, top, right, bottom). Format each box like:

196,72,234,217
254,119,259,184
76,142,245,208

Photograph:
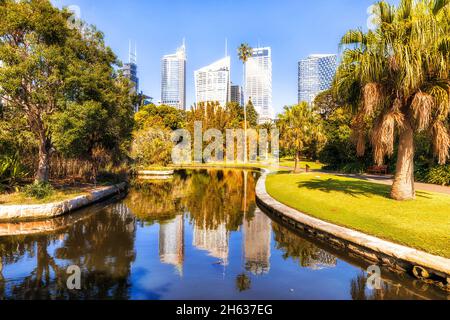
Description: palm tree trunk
391,120,415,200
294,151,301,173
243,63,247,164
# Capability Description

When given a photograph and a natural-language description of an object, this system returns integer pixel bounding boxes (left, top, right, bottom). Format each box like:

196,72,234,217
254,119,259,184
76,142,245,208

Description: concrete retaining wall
0,183,127,222
255,169,450,291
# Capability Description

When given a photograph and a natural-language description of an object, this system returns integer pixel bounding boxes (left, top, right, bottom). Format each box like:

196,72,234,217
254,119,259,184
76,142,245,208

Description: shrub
0,154,28,188
23,182,54,199
130,128,173,168
425,165,450,186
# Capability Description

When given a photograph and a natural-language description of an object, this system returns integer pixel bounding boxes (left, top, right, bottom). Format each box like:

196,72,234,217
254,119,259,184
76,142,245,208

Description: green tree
278,103,325,173
335,0,450,200
130,127,173,168
134,103,186,131
0,0,133,183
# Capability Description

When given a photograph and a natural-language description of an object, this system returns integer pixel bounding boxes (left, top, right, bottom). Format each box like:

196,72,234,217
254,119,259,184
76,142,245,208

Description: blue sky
51,0,393,115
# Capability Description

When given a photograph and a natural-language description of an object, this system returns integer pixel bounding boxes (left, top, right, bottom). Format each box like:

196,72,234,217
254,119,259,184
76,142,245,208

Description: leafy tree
130,128,173,168
278,103,325,173
134,103,186,131
335,0,450,200
0,0,133,183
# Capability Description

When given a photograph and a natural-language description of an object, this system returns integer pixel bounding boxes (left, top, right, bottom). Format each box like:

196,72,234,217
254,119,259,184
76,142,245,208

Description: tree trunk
294,151,301,173
35,135,51,184
391,120,415,201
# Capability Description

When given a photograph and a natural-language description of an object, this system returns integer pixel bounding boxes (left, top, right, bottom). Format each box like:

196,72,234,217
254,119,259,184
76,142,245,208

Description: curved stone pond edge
0,183,128,222
255,169,450,291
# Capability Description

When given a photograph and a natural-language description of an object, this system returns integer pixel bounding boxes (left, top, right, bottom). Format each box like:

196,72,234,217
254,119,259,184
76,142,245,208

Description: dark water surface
0,169,447,300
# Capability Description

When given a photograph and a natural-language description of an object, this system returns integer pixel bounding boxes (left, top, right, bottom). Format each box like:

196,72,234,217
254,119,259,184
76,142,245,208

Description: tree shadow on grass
297,178,432,199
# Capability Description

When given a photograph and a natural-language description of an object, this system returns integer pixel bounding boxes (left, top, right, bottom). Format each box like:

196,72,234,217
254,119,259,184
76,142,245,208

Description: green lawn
0,188,90,205
278,158,324,170
266,172,450,258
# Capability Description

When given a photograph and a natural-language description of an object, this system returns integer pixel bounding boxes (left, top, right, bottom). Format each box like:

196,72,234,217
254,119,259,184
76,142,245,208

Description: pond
0,169,447,300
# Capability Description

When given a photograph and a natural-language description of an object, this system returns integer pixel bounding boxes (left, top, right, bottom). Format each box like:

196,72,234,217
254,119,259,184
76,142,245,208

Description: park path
338,173,450,195
272,165,450,195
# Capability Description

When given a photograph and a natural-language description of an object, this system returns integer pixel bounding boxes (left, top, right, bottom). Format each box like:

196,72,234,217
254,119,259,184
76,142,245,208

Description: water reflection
244,211,272,275
0,169,447,300
159,215,184,275
273,223,337,270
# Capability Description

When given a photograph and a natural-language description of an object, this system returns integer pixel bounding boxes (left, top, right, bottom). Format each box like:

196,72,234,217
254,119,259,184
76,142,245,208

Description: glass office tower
298,54,337,105
245,47,273,124
161,42,187,110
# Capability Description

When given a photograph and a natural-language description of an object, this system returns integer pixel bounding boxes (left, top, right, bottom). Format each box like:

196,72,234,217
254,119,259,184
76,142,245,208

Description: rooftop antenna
129,40,137,64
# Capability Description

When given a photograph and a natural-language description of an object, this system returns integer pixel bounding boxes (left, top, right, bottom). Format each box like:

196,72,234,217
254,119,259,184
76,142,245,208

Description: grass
266,172,450,258
0,186,91,205
278,158,324,170
167,158,324,171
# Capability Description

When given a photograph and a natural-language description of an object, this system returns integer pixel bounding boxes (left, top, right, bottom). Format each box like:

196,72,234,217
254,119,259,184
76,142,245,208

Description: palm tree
278,103,325,173
335,0,450,200
238,43,253,163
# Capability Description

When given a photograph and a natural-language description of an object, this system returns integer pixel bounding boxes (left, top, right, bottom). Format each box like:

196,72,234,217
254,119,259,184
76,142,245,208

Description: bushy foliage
130,128,173,168
23,182,54,200
0,154,28,189
134,104,186,131
424,165,450,186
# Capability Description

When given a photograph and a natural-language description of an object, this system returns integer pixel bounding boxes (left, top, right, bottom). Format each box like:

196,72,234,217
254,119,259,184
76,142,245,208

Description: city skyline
51,0,388,116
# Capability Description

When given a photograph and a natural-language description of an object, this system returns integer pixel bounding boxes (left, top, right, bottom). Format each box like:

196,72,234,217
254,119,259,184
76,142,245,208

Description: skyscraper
298,54,337,105
194,56,231,107
245,47,273,124
161,41,187,110
122,42,139,93
230,84,244,106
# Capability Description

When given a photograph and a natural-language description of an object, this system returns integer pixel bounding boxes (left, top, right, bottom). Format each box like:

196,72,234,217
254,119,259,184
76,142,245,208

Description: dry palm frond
392,97,406,128
351,111,368,156
411,91,434,132
363,83,383,117
371,111,397,165
431,121,450,164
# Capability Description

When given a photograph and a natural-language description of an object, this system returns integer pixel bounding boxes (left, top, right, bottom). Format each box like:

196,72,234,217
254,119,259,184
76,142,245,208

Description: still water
0,169,447,300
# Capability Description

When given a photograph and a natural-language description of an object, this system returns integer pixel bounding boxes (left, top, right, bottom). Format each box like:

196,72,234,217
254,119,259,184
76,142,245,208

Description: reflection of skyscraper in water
193,222,229,266
159,215,184,275
243,210,272,275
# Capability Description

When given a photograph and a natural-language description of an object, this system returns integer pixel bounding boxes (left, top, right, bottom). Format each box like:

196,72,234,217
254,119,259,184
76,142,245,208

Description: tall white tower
194,56,231,107
245,47,273,124
161,41,187,110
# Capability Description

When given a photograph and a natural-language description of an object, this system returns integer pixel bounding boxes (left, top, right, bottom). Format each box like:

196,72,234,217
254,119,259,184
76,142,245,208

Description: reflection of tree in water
183,170,257,232
236,273,252,292
0,205,136,300
272,223,337,270
126,170,258,232
125,179,186,224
